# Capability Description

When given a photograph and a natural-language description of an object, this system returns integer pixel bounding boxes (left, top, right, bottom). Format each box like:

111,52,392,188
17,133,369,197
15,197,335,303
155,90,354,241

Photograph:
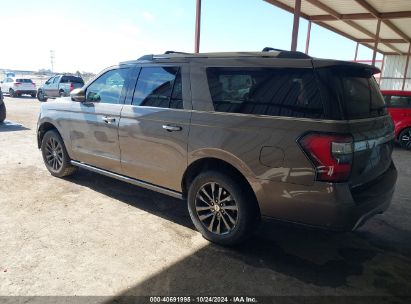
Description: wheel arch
37,122,61,149
181,157,261,216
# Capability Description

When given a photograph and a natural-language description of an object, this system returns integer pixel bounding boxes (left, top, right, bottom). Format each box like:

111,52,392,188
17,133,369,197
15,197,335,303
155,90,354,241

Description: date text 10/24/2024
149,296,258,303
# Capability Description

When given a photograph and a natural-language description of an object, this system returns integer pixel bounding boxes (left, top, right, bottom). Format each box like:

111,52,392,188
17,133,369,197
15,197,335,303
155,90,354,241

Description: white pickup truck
37,75,84,101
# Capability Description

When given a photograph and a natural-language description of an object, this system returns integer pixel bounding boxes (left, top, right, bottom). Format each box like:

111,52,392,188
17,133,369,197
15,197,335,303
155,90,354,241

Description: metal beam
354,42,359,61
194,0,201,53
264,0,310,19
372,19,381,66
355,0,411,43
291,0,301,51
310,11,411,21
358,38,406,43
305,0,403,54
305,20,312,54
403,43,411,91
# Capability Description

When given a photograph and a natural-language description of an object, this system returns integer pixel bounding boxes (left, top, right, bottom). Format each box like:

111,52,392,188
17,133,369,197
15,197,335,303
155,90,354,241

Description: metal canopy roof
264,0,411,55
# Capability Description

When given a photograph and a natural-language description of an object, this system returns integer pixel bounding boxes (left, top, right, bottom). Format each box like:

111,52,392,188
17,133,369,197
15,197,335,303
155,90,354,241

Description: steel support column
354,42,359,60
194,0,202,53
291,0,301,51
305,20,312,54
402,43,411,91
372,19,381,66
380,54,385,84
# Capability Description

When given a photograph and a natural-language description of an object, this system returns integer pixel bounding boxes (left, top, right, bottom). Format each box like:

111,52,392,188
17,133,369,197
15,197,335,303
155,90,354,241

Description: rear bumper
256,162,397,231
15,90,36,94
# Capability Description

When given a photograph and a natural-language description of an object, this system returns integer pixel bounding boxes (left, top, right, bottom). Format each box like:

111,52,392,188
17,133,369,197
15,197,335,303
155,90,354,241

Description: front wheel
9,89,15,97
41,130,77,177
187,171,259,246
37,90,47,102
399,128,411,150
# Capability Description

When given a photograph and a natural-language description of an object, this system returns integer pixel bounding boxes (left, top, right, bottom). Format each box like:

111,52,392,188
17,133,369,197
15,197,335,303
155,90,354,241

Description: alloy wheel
45,137,64,171
400,129,411,150
195,182,239,235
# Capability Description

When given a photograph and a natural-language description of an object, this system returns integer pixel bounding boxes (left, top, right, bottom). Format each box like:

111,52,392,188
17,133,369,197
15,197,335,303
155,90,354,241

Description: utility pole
50,50,55,73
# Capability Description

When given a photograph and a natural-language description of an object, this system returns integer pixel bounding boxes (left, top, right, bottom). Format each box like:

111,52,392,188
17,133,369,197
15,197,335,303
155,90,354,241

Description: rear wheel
9,89,15,97
0,102,6,123
37,90,47,102
41,130,77,177
399,128,411,150
31,93,36,98
59,90,65,97
187,171,259,246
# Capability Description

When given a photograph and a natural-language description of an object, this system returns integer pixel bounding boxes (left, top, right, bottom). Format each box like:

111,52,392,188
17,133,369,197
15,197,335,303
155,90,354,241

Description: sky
0,0,382,74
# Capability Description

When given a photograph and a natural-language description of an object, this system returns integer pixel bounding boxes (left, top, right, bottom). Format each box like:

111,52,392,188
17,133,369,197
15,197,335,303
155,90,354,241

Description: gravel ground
0,96,410,303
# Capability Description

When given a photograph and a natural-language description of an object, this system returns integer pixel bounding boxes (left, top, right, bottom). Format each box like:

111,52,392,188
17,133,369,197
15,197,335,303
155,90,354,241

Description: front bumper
256,162,397,231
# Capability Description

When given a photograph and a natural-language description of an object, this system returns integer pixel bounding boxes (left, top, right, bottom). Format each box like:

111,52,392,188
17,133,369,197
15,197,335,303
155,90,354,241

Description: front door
119,64,191,192
69,67,131,173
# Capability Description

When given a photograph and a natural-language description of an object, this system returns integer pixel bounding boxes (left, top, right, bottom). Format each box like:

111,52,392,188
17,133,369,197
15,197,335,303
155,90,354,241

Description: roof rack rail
138,54,154,61
262,47,285,52
164,51,190,55
262,47,310,59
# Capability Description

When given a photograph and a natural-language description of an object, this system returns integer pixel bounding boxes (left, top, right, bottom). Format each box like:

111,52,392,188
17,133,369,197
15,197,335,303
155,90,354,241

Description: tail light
70,83,74,91
298,133,353,182
15,82,21,86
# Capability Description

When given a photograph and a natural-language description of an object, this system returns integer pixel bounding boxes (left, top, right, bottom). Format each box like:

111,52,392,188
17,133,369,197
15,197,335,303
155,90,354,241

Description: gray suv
37,49,398,245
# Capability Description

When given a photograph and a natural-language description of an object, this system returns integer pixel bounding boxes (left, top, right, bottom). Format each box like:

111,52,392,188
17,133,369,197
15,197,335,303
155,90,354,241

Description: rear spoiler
312,59,380,75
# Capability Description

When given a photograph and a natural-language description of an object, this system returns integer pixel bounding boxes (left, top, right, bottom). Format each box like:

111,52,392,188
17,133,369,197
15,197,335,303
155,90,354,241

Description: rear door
315,64,395,187
118,63,191,192
69,66,132,173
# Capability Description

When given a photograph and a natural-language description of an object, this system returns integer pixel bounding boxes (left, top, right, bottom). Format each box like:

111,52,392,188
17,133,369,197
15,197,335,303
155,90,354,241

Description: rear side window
316,67,387,120
206,68,324,118
384,95,411,108
132,66,183,109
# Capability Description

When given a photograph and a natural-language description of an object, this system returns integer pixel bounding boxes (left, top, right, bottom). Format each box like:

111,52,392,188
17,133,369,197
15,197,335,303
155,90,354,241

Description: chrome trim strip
353,132,395,152
70,161,183,199
189,109,390,124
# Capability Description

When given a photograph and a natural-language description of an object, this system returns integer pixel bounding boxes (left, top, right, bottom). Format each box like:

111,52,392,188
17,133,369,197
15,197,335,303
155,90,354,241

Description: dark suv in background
37,49,397,245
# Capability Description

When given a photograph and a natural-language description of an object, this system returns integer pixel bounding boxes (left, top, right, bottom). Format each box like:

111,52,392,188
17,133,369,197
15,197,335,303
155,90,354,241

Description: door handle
102,116,116,124
162,124,182,132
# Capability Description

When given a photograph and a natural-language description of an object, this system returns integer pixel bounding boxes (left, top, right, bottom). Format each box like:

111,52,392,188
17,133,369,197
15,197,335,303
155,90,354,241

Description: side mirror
70,88,86,102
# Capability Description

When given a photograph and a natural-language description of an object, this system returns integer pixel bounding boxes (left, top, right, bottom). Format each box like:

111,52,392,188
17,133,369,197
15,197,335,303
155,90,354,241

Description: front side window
384,95,411,108
86,68,130,104
206,67,324,118
53,76,60,84
132,66,183,109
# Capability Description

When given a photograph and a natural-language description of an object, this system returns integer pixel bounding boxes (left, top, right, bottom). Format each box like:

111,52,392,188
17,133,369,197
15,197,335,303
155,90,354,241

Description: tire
187,171,259,246
9,89,15,98
37,90,47,102
31,93,36,98
59,90,65,97
41,130,77,177
399,128,411,150
0,102,6,123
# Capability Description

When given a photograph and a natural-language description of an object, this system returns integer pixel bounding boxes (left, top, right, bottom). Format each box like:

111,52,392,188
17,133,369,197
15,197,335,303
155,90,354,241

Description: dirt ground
1,96,411,302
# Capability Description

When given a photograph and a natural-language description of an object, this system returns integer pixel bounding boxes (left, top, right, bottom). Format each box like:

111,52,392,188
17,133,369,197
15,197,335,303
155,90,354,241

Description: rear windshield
316,67,387,120
384,95,411,108
16,79,33,83
61,76,84,84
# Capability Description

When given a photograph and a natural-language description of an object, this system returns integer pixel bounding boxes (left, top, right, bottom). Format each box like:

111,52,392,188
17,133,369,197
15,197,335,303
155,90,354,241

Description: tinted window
132,67,182,109
206,68,324,118
316,67,387,120
16,79,33,83
86,68,130,104
384,95,411,108
53,77,60,84
61,76,84,84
